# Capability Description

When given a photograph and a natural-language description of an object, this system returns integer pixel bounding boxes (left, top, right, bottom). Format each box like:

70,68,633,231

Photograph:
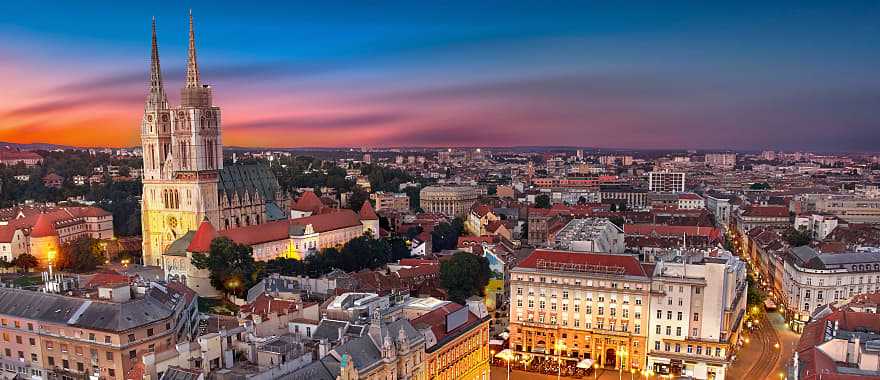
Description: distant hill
0,141,80,151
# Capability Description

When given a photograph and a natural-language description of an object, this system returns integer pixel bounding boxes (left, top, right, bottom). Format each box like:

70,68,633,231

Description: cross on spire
185,9,200,88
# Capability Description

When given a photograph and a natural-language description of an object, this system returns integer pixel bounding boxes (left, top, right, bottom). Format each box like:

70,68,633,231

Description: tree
389,236,411,262
440,252,490,304
431,218,465,252
191,237,258,298
610,203,618,212
57,237,106,272
13,253,39,273
783,227,812,247
405,225,424,239
347,189,370,212
750,182,771,190
535,194,551,209
577,196,587,205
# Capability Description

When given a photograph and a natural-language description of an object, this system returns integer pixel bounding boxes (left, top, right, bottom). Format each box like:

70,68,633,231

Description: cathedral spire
185,9,200,88
146,16,168,109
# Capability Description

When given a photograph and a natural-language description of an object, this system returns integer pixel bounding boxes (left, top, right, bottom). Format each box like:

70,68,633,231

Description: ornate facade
141,14,287,266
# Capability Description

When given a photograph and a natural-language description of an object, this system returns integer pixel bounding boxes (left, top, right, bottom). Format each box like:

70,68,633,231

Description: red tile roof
84,271,130,288
472,204,493,217
291,209,362,233
220,219,289,246
516,249,648,277
359,201,378,220
292,191,324,213
30,213,57,238
742,205,790,218
187,219,218,253
240,293,299,318
411,302,482,346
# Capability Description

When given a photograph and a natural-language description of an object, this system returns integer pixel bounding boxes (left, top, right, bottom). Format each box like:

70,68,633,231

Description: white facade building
646,249,748,380
648,171,685,193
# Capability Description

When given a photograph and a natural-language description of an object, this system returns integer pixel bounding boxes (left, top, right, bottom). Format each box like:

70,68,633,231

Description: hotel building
509,250,652,372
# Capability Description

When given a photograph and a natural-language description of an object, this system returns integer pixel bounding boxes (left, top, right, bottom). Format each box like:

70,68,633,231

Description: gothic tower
141,13,222,266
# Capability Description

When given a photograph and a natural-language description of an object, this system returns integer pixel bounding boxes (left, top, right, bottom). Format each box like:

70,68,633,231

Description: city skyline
1,1,879,151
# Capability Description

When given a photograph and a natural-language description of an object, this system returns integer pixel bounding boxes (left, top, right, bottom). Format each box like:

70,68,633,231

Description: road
726,311,799,380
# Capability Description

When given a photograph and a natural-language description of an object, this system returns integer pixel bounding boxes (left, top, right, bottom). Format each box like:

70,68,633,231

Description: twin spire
147,10,201,108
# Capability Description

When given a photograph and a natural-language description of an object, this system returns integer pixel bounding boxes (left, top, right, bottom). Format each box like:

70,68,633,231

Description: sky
0,1,878,151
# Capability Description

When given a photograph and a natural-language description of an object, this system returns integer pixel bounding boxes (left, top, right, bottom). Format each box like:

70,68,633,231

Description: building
648,171,685,193
509,250,652,373
600,184,648,210
793,214,839,240
553,218,625,254
0,282,198,380
164,203,378,297
789,308,880,379
0,148,42,167
704,153,736,169
412,302,491,380
0,206,113,267
288,313,426,380
419,185,480,217
704,194,733,229
140,15,288,267
676,193,705,210
812,195,880,224
734,205,790,234
370,192,410,213
646,249,747,380
466,204,500,236
783,246,880,332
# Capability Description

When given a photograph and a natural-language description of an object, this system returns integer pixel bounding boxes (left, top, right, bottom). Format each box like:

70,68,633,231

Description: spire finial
185,9,200,88
146,16,167,109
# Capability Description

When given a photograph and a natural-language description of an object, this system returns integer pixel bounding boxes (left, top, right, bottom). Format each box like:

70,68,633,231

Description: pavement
491,366,645,380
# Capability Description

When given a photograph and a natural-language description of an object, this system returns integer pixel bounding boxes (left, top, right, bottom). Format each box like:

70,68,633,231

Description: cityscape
1,3,879,380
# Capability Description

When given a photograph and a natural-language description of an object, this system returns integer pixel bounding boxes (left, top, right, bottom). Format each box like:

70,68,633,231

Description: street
725,311,800,380
491,366,647,380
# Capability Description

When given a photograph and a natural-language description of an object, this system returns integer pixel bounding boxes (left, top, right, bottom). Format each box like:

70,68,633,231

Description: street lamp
594,363,600,380
618,347,628,380
555,340,567,380
630,368,637,380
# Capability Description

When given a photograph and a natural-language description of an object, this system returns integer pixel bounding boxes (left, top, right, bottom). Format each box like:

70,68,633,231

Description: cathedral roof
218,165,281,203
359,201,378,221
187,219,218,253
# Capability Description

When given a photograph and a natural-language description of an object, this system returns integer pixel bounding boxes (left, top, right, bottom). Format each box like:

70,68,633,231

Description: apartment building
509,250,652,372
552,218,625,254
646,249,748,380
370,192,410,212
704,153,736,170
0,282,198,380
648,171,685,193
783,246,880,332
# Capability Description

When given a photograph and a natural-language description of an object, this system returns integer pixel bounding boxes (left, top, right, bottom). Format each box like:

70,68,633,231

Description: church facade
141,14,287,266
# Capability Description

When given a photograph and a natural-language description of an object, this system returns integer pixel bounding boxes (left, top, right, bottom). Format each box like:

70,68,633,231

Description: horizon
1,1,878,151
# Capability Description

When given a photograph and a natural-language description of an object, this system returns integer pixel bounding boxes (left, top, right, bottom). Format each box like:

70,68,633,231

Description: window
655,341,661,350
29,338,35,345
63,359,69,369
695,287,701,294
105,336,111,344
656,310,663,319
77,362,84,372
675,344,681,353
666,326,672,335
128,334,135,343
634,324,641,334
147,328,154,337
598,307,604,315
15,336,22,344
676,327,682,336
656,325,661,334
48,356,55,366
715,347,722,356
109,369,115,378
89,333,95,341
693,313,700,322
667,311,672,319
677,312,683,321
106,352,113,361
129,350,137,359
696,346,702,355
693,328,698,336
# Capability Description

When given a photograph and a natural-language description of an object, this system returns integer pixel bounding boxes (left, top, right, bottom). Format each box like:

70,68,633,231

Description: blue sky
0,1,878,150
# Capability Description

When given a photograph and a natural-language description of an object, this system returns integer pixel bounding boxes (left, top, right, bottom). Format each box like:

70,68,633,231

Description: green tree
389,236,411,261
57,237,106,273
783,227,812,247
440,252,490,304
191,237,258,298
347,189,370,212
535,194,551,209
431,218,465,252
749,182,771,190
13,253,39,273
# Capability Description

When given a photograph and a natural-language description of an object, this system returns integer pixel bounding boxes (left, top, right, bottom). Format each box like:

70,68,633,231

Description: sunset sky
0,1,878,150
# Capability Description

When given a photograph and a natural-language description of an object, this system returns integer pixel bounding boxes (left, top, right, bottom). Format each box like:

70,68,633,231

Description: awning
576,358,594,369
494,349,516,361
490,339,505,346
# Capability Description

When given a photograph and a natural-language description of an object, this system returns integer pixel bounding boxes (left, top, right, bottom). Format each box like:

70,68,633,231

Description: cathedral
141,13,287,266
